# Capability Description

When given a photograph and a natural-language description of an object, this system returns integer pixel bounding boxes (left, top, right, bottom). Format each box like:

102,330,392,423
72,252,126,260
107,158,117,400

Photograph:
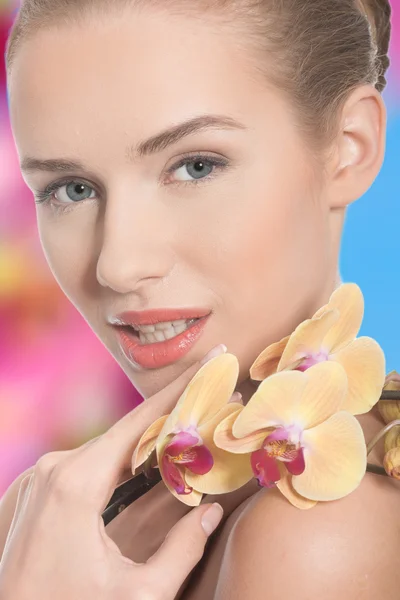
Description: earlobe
328,84,386,209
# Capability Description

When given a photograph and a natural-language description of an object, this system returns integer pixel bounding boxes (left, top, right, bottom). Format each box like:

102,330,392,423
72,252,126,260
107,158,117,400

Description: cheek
36,211,96,308
188,165,328,299
181,161,330,362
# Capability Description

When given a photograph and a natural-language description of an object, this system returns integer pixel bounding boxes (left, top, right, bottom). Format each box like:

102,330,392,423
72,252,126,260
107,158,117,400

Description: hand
0,345,227,600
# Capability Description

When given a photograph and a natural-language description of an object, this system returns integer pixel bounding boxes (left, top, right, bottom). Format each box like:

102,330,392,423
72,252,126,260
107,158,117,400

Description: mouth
122,317,202,345
112,310,212,370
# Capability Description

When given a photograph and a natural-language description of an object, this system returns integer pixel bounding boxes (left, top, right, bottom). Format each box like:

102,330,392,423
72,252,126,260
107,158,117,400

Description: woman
0,0,398,597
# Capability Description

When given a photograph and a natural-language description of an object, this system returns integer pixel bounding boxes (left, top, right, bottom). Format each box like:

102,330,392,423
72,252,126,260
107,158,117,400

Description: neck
236,268,343,406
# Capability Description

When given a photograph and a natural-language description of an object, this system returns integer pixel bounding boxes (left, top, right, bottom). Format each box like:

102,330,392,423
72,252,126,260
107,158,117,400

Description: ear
326,84,386,210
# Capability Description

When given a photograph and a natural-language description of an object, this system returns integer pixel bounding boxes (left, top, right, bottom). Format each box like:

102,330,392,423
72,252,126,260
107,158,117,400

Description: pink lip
113,310,211,370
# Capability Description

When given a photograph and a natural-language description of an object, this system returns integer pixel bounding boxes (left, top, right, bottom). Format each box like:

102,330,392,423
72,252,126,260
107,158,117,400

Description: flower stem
379,391,400,400
366,420,400,456
366,463,387,476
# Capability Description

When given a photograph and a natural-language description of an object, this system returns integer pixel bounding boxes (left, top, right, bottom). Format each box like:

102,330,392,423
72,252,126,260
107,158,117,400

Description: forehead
8,8,290,168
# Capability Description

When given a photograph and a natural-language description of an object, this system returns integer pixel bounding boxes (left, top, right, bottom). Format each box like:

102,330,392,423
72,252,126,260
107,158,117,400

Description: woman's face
8,8,338,398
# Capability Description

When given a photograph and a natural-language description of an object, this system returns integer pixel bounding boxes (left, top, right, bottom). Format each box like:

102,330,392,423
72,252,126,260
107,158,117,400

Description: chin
122,359,193,400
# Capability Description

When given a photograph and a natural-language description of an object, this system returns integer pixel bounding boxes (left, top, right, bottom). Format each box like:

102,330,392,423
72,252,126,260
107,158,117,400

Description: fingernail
200,344,228,366
201,503,224,536
228,391,243,404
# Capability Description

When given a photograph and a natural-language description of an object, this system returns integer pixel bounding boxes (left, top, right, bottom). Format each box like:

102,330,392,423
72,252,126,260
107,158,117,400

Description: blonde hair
5,0,392,151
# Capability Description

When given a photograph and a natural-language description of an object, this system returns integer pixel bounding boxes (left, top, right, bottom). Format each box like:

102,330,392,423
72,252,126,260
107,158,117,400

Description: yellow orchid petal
233,370,307,438
331,336,386,415
132,414,168,471
187,404,254,494
179,353,239,427
185,447,253,495
293,411,367,501
214,406,267,453
276,470,317,510
249,335,290,381
311,302,332,320
320,283,364,353
295,361,348,430
277,309,340,372
156,353,239,442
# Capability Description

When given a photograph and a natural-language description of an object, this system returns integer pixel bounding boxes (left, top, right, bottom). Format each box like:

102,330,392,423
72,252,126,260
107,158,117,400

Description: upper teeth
131,318,199,344
133,319,194,333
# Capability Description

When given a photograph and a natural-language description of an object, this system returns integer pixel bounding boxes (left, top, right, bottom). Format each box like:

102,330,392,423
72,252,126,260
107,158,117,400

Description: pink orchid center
251,427,306,488
295,349,329,372
162,431,214,495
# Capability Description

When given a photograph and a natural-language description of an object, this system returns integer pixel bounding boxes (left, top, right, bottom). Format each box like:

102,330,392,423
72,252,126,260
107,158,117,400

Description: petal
251,449,281,487
278,309,340,372
165,432,214,474
214,408,267,454
295,361,348,430
162,454,192,495
311,302,332,320
285,447,306,476
185,448,253,495
331,336,386,415
249,335,290,381
233,370,307,438
320,283,364,353
186,404,254,494
179,353,239,427
156,353,239,445
293,411,367,501
185,445,214,475
276,471,317,509
132,414,168,471
158,439,203,507
165,431,199,457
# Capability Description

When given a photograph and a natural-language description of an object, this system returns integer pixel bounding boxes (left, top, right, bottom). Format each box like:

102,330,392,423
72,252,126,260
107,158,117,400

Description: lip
113,309,212,370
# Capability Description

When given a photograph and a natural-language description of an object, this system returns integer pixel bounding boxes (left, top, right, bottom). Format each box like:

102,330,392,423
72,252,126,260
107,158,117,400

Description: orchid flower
214,361,368,509
250,283,386,415
132,354,253,506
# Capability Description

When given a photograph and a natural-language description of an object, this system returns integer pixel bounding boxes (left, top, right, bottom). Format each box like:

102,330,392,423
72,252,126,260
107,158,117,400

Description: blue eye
34,180,97,208
57,182,96,203
168,154,228,185
171,158,220,182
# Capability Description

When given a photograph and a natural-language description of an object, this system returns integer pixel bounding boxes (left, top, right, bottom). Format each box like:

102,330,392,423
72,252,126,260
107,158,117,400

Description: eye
166,155,229,185
173,159,215,181
55,182,96,203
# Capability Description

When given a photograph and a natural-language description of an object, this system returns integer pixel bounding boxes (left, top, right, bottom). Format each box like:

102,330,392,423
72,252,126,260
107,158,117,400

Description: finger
144,503,224,598
228,391,243,405
57,344,228,510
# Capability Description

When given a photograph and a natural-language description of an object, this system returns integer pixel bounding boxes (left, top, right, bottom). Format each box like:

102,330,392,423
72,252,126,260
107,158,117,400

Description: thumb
144,503,224,598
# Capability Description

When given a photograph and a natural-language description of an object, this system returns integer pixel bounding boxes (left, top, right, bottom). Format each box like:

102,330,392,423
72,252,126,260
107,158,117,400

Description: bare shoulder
0,466,34,560
214,473,400,600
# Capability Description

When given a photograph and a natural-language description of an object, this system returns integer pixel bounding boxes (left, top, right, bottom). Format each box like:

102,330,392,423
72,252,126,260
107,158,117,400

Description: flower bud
383,447,400,480
384,425,400,454
378,370,400,424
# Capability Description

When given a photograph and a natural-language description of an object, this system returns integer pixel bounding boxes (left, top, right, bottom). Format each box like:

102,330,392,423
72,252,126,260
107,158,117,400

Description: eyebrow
20,114,246,174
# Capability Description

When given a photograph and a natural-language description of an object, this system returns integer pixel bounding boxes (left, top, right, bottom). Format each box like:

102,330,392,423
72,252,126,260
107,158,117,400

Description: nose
96,193,175,295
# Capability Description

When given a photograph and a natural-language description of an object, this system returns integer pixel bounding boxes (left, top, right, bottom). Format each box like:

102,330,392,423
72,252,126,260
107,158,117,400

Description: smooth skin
3,5,400,599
